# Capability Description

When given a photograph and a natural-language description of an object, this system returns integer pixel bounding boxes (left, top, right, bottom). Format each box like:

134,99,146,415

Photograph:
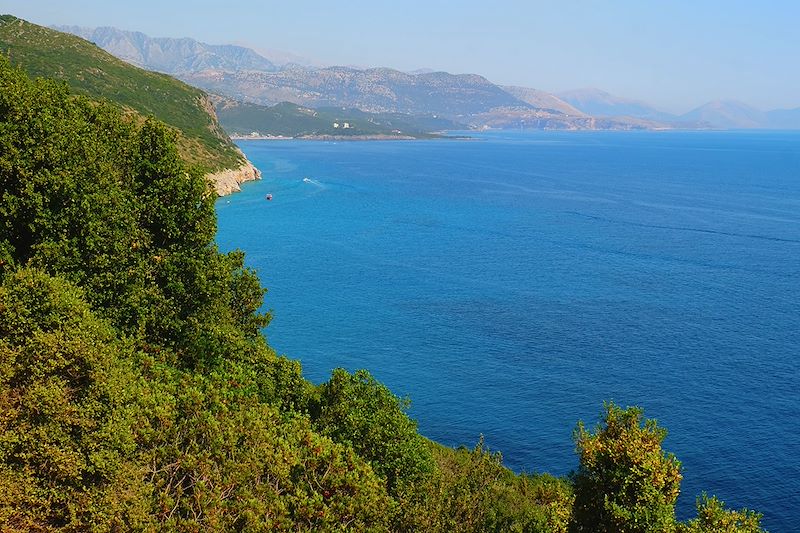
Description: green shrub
137,368,390,532
314,369,435,497
679,494,766,533
0,269,150,531
570,403,682,533
413,439,573,533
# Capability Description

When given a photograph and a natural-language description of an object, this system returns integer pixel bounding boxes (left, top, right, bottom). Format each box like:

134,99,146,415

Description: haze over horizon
2,0,799,114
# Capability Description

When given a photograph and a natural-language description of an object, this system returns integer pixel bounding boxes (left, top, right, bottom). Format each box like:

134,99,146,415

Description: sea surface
217,131,800,531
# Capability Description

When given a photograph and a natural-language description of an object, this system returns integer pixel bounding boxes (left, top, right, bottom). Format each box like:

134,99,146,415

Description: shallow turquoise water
217,131,800,531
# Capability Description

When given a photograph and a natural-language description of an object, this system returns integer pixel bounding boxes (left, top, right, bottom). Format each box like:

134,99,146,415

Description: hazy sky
2,0,799,113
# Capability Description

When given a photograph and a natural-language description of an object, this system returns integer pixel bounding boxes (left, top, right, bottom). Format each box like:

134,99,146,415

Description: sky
2,0,799,113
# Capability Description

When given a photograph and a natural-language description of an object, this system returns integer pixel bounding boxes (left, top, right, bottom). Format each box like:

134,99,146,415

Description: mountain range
54,25,800,131
557,88,676,121
680,100,800,130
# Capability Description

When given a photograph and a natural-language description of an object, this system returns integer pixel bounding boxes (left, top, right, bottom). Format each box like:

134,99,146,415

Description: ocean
216,131,800,531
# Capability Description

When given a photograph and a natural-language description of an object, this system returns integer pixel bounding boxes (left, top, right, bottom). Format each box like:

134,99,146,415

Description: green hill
215,98,467,138
0,14,243,173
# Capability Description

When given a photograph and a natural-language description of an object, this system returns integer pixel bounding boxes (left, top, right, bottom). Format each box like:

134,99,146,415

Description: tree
570,402,682,533
0,56,271,370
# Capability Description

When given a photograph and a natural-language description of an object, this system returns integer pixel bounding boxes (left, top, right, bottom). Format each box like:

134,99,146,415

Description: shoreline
230,133,471,141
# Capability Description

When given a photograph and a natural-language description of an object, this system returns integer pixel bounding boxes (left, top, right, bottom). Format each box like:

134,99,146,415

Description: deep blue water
217,131,800,532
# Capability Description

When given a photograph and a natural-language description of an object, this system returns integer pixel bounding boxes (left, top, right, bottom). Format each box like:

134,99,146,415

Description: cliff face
207,157,262,196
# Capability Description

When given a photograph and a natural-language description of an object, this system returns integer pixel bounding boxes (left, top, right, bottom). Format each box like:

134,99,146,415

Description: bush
314,369,435,497
0,269,150,531
679,494,766,533
137,368,390,531
570,402,682,533
413,439,573,533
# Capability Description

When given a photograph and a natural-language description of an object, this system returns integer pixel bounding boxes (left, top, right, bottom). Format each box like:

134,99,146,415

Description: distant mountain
766,107,800,129
55,25,278,74
213,97,466,138
501,86,586,116
243,46,324,69
558,88,676,121
407,68,437,75
470,107,670,131
183,66,529,118
680,100,767,129
1,16,257,193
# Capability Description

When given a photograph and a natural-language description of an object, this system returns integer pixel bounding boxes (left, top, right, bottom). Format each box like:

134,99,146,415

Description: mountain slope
680,100,767,129
501,86,587,116
183,65,530,117
0,15,257,193
558,88,676,121
55,25,278,74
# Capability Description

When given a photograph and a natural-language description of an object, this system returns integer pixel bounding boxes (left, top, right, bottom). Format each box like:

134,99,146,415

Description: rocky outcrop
207,158,261,196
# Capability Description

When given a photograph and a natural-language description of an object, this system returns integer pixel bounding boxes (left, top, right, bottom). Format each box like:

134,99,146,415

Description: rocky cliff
207,154,262,196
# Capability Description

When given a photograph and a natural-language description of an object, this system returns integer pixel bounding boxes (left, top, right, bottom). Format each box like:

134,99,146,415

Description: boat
265,193,273,201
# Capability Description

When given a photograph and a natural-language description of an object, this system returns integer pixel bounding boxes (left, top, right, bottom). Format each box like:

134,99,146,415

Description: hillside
214,97,467,138
0,15,258,193
501,85,587,116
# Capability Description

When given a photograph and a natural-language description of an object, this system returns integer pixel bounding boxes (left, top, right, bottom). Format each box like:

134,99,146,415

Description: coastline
230,133,470,141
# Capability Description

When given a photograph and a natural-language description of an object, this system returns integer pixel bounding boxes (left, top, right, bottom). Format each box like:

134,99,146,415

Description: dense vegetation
0,57,766,531
0,15,244,172
214,98,465,138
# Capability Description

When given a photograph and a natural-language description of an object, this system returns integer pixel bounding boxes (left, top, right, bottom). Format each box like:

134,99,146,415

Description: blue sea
216,131,800,532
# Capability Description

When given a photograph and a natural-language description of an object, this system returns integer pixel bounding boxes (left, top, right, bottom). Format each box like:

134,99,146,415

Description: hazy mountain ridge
680,100,800,129
54,25,278,74
766,107,800,129
680,100,765,129
53,25,800,130
557,88,677,122
560,88,800,129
